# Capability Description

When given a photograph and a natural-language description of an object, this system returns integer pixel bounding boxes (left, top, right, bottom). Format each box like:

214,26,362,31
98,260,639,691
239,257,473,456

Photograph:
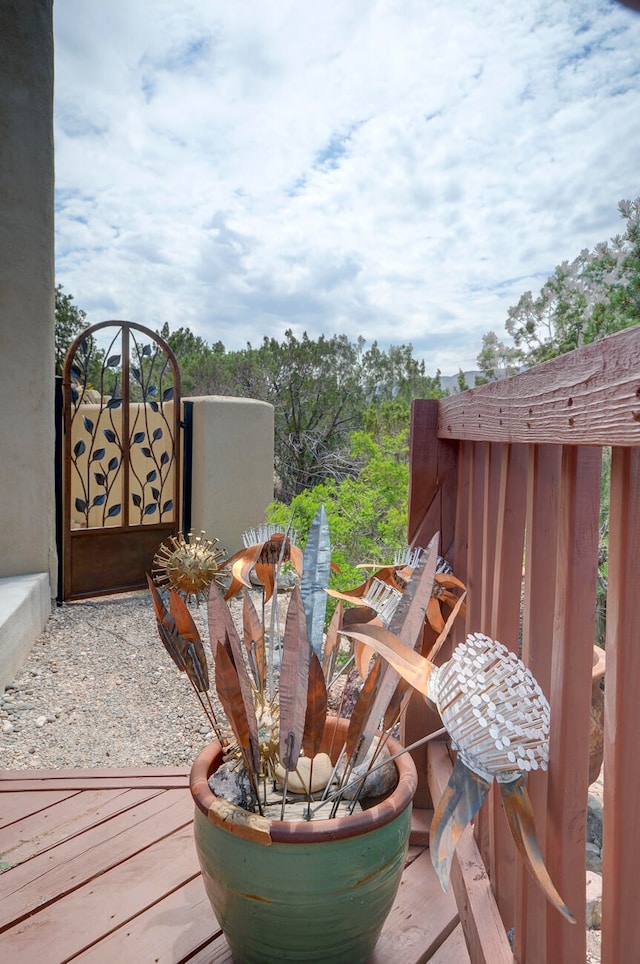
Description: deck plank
0,787,162,871
74,875,222,962
429,923,472,963
0,790,193,928
0,774,189,791
371,849,459,963
0,824,199,962
0,788,80,829
0,766,190,782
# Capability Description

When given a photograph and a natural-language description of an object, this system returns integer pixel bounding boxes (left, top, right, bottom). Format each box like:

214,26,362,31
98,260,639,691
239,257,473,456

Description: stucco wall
187,396,274,556
0,0,56,585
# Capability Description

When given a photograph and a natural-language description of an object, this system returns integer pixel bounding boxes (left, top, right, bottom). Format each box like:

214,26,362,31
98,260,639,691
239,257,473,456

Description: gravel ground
0,590,246,770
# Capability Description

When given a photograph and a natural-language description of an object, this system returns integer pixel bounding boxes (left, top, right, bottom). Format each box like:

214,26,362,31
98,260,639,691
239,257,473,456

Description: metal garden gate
61,321,182,600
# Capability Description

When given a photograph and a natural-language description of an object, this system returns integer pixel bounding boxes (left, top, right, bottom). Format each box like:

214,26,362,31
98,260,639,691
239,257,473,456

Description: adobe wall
0,0,56,582
0,1,56,688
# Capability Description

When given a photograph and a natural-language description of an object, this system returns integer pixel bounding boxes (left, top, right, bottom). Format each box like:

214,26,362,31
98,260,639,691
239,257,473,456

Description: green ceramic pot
190,717,417,963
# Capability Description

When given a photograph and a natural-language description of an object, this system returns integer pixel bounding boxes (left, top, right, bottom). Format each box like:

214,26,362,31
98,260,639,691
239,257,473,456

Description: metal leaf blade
322,600,343,680
208,584,260,770
430,756,492,891
168,590,200,642
340,623,434,699
147,574,187,672
346,656,382,762
302,651,328,759
208,581,243,654
279,586,311,771
426,590,467,663
168,590,209,691
499,776,576,924
214,640,253,770
243,592,265,692
300,504,332,655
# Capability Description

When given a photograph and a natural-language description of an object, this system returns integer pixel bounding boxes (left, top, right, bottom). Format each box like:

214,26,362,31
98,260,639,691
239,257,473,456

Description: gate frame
61,321,181,600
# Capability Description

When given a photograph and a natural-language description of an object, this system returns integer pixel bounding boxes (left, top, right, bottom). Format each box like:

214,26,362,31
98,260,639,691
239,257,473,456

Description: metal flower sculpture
340,624,576,924
223,523,304,602
337,547,466,637
152,530,227,604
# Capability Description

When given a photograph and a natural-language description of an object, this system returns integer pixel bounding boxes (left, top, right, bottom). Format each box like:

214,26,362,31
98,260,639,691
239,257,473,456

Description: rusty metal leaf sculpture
168,590,200,641
168,590,209,692
341,623,435,701
225,544,263,600
300,504,332,656
214,639,258,781
383,677,412,732
302,651,328,760
499,777,576,924
426,590,467,663
243,592,265,693
279,586,311,771
146,574,187,672
345,656,383,763
354,639,375,681
430,755,492,891
426,596,446,634
321,600,343,681
208,581,242,653
208,583,260,771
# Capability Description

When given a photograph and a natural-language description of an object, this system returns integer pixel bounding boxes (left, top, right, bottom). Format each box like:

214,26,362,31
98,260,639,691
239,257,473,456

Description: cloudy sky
54,0,640,375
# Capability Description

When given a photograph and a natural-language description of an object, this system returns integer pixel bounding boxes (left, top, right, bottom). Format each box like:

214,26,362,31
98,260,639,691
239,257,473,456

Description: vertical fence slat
465,443,491,867
601,446,640,963
452,441,471,647
514,444,562,963
466,442,487,633
480,443,502,634
404,401,457,808
546,445,601,962
407,399,458,555
488,443,528,930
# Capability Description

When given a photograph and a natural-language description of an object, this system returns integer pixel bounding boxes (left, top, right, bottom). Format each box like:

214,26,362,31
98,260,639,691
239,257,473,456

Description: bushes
266,427,410,593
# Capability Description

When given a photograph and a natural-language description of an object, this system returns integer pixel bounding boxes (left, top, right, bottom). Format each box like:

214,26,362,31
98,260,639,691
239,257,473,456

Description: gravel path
0,591,237,770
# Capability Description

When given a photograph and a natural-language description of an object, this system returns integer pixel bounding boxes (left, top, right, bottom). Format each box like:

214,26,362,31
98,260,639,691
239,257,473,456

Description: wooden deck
0,766,470,963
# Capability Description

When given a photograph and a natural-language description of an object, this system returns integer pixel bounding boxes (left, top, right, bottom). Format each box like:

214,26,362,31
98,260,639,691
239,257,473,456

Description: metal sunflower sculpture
152,530,227,604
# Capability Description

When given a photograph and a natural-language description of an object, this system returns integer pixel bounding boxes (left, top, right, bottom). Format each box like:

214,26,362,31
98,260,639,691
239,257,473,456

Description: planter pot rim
190,717,418,844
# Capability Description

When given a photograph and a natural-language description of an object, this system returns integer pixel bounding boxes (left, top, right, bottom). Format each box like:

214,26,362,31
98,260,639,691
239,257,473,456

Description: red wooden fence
406,323,640,964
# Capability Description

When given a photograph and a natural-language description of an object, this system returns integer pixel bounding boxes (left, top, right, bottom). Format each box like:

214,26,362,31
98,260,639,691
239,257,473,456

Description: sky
54,0,640,376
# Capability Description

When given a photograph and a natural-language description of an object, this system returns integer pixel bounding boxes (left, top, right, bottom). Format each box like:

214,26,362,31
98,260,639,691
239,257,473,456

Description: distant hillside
440,371,483,392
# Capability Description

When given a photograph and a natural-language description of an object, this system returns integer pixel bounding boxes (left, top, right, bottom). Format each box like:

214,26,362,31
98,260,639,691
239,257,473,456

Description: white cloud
54,0,640,373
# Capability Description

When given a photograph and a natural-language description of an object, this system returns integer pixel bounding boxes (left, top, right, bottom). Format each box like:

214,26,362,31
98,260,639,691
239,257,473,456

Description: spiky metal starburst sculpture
152,530,227,604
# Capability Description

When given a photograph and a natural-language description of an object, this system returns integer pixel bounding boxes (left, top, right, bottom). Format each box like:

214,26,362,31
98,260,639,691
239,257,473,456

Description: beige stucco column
0,1,56,687
187,396,275,556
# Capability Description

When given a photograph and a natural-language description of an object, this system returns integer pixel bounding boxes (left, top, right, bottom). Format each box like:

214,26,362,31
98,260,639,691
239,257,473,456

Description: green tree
55,284,87,373
478,198,640,377
158,323,227,396
456,369,470,393
267,424,410,591
476,331,520,380
155,324,445,500
249,331,365,500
